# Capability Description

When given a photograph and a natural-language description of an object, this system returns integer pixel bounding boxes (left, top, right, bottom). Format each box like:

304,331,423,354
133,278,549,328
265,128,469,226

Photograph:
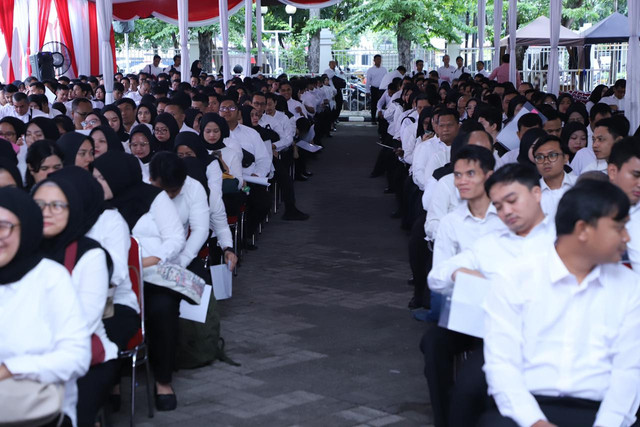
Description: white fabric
0,259,91,427
582,159,608,174
260,110,294,150
493,0,502,72
12,0,28,79
255,0,262,70
483,246,640,427
539,172,576,220
219,0,231,82
400,123,418,164
178,0,190,82
626,0,640,132
627,204,640,273
433,202,506,267
28,0,39,65
478,0,485,62
569,146,596,175
428,215,556,293
69,0,90,76
437,65,456,83
424,173,462,241
379,69,402,91
278,0,342,9
365,65,387,91
495,149,519,169
132,191,186,262
97,0,114,104
229,124,271,177
172,176,210,268
244,0,252,77
508,0,517,83
547,0,561,95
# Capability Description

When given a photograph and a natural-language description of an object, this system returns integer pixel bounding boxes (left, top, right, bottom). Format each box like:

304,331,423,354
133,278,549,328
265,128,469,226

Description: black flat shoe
155,387,177,411
294,174,308,182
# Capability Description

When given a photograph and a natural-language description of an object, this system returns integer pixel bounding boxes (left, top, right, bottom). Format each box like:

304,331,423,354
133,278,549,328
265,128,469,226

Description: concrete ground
110,123,432,426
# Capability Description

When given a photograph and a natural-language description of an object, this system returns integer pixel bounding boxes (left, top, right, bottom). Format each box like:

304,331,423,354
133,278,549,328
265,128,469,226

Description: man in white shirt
379,65,406,91
451,56,471,80
569,103,613,173
532,135,576,218
599,78,626,111
164,101,197,134
410,59,425,77
143,54,164,77
582,117,627,174
422,163,555,427
475,61,489,78
480,179,640,427
126,80,151,105
163,55,181,74
116,98,138,133
438,55,456,84
366,54,388,124
0,92,47,122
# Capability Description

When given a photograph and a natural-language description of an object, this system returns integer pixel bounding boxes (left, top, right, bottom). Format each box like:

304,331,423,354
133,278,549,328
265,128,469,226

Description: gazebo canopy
581,12,629,44
500,16,583,47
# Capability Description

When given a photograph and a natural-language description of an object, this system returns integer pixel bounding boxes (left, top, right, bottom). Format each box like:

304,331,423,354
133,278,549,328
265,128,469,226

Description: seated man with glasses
71,98,94,130
533,135,576,219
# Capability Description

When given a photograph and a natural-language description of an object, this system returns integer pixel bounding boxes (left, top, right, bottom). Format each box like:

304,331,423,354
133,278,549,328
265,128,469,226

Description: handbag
143,261,206,305
0,377,64,426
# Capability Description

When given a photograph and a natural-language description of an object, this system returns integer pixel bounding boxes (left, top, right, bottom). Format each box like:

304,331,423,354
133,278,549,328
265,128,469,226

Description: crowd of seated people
0,65,344,426
370,54,640,426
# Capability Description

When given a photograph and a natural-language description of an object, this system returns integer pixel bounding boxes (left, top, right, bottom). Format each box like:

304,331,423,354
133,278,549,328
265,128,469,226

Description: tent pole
178,0,190,82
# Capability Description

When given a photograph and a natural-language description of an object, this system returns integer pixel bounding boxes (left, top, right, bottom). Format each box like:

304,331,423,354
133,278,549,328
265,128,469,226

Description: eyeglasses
129,142,149,149
219,106,237,112
0,131,16,138
154,128,168,134
534,152,561,164
81,119,100,128
0,220,19,239
34,200,69,214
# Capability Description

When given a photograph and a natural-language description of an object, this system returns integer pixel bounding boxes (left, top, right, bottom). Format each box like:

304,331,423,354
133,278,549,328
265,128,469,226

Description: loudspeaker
29,53,55,81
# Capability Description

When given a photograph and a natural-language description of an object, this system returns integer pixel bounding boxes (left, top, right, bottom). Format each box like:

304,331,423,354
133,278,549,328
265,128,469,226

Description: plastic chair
118,236,154,426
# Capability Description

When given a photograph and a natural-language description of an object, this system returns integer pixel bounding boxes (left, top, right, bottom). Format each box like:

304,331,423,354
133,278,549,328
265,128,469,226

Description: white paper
376,141,396,150
179,285,212,323
242,175,270,187
296,140,323,153
211,264,233,300
446,273,492,339
496,102,546,151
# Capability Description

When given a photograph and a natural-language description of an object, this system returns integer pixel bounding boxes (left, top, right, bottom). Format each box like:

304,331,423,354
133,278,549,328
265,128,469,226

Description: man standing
438,55,456,83
410,59,425,77
488,54,521,86
144,55,164,77
366,54,388,125
475,61,489,78
164,55,181,74
452,56,470,80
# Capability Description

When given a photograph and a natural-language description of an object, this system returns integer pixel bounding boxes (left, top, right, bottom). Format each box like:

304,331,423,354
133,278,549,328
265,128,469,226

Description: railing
459,47,497,73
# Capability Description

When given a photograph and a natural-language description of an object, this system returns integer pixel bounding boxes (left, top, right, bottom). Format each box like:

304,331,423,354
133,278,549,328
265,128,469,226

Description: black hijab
199,113,230,151
153,113,180,151
28,117,60,141
191,60,201,77
90,125,124,153
129,124,157,164
138,102,158,125
56,132,93,166
174,132,212,165
101,104,129,142
184,108,202,131
517,128,548,167
0,188,43,283
32,174,102,265
0,157,23,188
416,107,434,138
0,138,17,164
92,151,162,230
183,156,210,197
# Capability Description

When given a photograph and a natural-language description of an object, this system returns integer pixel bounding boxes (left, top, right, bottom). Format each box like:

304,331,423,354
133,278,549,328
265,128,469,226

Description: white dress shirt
401,125,419,165
424,173,462,240
570,147,597,175
599,95,625,110
484,246,640,427
428,215,556,293
126,91,143,104
180,123,198,134
228,124,272,178
539,172,577,219
626,203,640,273
300,91,319,116
379,70,403,91
0,106,48,123
132,191,186,262
207,144,243,189
0,259,91,427
260,111,295,151
87,209,139,313
411,136,448,191
438,65,456,83
495,149,519,169
452,66,471,80
433,202,506,267
286,98,309,119
366,65,388,91
582,159,609,174
171,176,210,268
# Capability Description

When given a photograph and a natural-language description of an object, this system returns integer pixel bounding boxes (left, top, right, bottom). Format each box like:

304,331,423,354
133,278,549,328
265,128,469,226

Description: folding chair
118,236,154,426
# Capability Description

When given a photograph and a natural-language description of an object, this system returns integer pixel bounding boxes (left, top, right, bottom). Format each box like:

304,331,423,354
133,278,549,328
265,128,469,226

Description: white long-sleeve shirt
484,246,640,427
401,126,419,165
365,65,388,91
87,209,139,313
570,146,597,175
228,124,272,178
171,176,210,268
626,203,640,273
0,259,91,427
424,173,462,241
539,172,577,219
260,111,295,151
132,191,186,262
428,215,556,293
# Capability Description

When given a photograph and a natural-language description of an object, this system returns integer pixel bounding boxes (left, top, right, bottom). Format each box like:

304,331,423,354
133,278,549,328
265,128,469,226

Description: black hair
149,151,187,190
12,92,27,103
191,93,209,105
53,115,75,133
532,135,570,156
565,103,589,126
608,137,640,169
589,102,612,122
453,145,495,173
116,97,136,110
517,113,543,131
507,95,527,119
476,105,503,131
485,162,541,194
614,79,626,89
537,104,559,122
594,116,628,140
588,85,608,104
556,179,630,236
501,54,510,63
29,81,45,92
27,94,46,109
25,139,64,189
438,108,460,123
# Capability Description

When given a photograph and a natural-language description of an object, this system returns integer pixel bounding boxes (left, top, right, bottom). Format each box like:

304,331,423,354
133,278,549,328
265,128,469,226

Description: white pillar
319,29,334,74
219,0,231,82
492,0,502,71
244,0,252,77
508,0,517,83
548,0,561,95
626,0,640,133
256,0,262,72
96,0,114,104
178,0,190,82
478,0,485,62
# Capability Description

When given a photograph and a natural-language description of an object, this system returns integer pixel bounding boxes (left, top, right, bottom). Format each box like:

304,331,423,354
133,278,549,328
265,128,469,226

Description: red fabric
0,0,15,82
113,0,243,22
88,1,100,76
110,27,117,72
38,0,52,49
53,0,79,76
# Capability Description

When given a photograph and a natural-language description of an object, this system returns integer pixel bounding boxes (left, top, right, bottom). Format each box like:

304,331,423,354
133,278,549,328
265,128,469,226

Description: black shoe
383,188,394,194
283,209,310,221
407,278,415,287
155,387,177,411
302,171,313,177
295,174,308,182
408,296,430,311
109,394,121,413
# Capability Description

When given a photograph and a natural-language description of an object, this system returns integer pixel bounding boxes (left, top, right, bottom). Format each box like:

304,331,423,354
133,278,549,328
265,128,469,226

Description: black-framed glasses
33,200,69,214
0,220,19,239
219,106,237,112
534,152,561,164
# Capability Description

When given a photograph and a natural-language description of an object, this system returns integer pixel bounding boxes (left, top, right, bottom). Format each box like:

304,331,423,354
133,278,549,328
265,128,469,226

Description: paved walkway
112,123,432,426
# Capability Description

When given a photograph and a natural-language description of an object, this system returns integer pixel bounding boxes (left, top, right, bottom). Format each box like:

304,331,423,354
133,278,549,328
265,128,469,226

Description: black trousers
144,283,181,384
449,349,489,427
76,360,120,427
104,304,139,351
409,213,431,307
246,183,270,239
420,325,482,427
273,148,296,211
370,87,382,122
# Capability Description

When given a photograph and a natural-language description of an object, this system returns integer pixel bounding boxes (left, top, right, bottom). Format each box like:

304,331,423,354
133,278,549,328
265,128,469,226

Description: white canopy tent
499,16,583,47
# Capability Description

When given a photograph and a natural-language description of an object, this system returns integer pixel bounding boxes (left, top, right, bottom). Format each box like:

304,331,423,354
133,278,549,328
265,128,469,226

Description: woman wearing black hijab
517,127,548,171
129,124,158,182
184,108,203,133
199,112,243,187
90,125,124,158
32,172,118,427
0,187,90,427
101,104,129,144
56,132,95,170
25,116,60,145
0,157,23,188
92,151,185,411
153,113,180,151
137,102,158,125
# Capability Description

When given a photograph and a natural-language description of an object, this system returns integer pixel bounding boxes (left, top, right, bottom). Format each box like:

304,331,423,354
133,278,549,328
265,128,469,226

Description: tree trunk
199,30,213,73
171,32,178,50
397,17,412,69
307,8,321,73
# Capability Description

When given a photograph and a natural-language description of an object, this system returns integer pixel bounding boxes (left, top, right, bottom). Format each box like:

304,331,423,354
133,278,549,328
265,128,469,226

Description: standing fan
39,41,73,77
